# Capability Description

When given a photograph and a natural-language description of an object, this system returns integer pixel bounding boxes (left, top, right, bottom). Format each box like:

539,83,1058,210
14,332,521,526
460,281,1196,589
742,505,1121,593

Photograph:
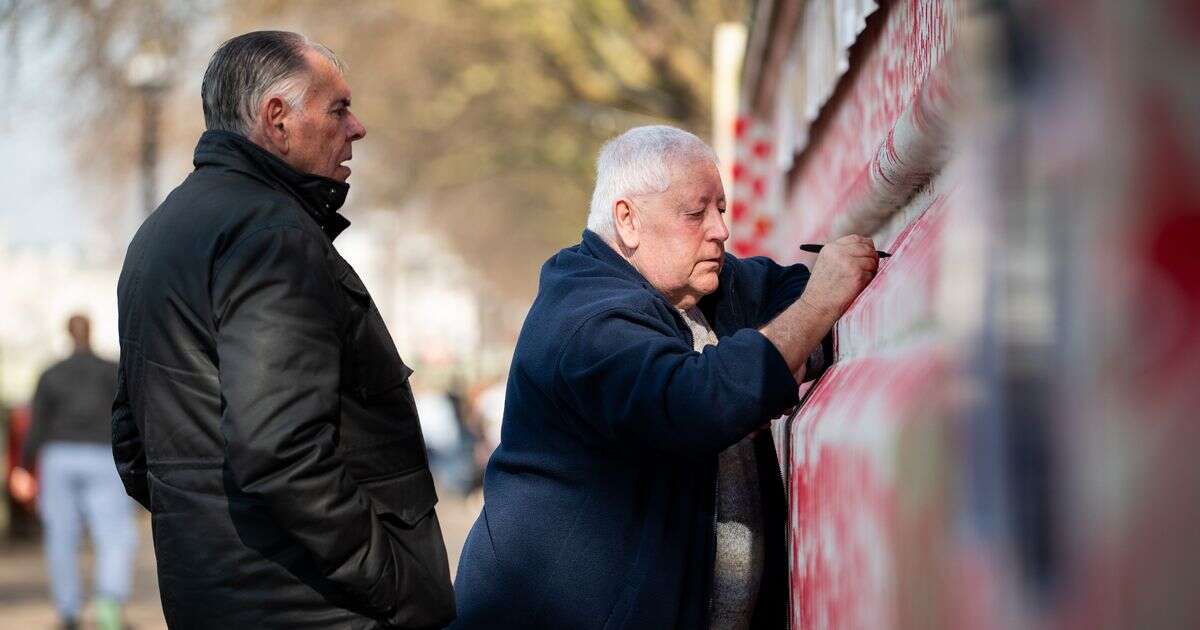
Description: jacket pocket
361,467,438,527
365,466,456,628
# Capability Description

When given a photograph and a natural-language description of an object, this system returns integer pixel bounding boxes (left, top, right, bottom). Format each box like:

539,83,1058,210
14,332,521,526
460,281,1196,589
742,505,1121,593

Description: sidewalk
0,493,479,629
0,509,165,629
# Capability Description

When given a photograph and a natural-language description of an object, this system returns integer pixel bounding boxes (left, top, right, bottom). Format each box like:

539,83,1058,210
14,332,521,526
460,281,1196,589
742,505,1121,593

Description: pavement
0,491,482,629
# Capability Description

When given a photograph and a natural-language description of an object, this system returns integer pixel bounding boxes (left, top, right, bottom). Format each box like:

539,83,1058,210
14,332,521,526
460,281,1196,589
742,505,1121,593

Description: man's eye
717,206,727,214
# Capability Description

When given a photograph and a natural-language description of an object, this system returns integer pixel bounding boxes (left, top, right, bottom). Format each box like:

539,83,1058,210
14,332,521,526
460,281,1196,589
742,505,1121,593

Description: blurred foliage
0,0,213,200
2,0,747,303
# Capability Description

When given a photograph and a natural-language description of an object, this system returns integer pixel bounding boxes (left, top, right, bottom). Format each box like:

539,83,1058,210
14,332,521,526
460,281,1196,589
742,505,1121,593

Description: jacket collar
579,229,653,288
193,130,351,240
578,229,740,332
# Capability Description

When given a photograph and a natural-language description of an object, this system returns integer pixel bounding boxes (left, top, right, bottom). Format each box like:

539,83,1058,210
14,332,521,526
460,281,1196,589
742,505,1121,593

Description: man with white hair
451,125,879,629
113,31,454,628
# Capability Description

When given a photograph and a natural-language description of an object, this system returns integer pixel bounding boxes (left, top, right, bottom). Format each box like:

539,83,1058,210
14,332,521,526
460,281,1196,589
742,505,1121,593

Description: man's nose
348,112,366,141
709,208,730,242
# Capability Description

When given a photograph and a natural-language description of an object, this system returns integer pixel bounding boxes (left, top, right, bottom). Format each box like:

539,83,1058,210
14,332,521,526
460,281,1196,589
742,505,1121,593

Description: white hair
587,125,718,239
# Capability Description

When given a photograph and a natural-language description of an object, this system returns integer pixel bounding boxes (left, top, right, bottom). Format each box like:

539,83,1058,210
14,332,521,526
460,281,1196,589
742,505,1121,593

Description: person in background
471,376,506,457
447,376,486,493
9,314,133,630
413,384,469,495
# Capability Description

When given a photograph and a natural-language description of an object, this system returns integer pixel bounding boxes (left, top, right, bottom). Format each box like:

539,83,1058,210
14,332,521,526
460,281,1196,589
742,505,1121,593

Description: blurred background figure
415,382,476,497
446,376,487,495
9,315,133,630
470,376,507,473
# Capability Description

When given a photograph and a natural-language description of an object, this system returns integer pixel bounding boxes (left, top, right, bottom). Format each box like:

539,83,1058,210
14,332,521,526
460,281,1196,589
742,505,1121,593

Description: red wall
732,0,1200,628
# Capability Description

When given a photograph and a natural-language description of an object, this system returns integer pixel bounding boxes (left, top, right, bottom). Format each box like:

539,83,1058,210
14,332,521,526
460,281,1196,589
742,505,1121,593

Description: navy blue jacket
452,230,820,629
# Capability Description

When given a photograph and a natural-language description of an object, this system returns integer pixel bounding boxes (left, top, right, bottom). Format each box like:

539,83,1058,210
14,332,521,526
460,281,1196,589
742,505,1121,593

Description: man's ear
254,95,290,154
613,199,640,251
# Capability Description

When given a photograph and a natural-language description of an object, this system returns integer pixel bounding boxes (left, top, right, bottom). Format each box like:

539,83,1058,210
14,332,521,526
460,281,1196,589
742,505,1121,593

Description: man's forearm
760,234,879,380
759,294,840,382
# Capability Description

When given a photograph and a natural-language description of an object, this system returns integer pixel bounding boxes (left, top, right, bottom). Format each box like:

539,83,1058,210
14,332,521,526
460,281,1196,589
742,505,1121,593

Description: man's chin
333,165,352,182
693,273,721,297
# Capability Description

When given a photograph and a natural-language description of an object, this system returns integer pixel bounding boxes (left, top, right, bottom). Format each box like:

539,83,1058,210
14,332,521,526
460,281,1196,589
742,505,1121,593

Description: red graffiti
731,200,748,222
731,161,746,183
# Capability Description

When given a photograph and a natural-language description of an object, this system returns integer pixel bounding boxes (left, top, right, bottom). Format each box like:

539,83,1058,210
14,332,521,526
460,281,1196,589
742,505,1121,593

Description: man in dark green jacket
452,126,879,629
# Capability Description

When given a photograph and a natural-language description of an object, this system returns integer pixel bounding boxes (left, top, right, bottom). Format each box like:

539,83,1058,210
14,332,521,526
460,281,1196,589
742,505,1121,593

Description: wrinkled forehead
302,49,349,98
662,154,723,198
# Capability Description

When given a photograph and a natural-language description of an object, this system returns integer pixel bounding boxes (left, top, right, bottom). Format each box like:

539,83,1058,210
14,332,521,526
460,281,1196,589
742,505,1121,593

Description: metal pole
140,88,161,217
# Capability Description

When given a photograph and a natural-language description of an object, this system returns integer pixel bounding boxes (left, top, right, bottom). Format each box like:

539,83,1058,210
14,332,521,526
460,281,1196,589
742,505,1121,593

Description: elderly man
113,31,454,628
452,126,878,629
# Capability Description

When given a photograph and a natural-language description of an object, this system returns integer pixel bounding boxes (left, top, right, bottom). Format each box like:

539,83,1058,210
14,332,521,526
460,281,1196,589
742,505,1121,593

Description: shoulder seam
210,224,347,326
210,223,320,281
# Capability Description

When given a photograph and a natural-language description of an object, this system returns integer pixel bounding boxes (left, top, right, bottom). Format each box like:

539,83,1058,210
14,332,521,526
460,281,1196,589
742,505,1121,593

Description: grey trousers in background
36,442,136,619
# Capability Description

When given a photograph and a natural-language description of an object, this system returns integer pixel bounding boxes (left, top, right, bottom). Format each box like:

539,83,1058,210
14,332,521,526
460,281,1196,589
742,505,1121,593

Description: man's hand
760,234,880,383
9,466,37,504
798,234,880,320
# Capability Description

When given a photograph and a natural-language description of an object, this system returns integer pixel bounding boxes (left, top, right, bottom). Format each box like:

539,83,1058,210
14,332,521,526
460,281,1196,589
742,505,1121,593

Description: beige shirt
677,306,764,630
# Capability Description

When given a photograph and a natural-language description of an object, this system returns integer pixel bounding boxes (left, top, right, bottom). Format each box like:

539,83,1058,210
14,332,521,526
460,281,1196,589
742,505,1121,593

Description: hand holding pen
795,235,883,320
800,243,891,258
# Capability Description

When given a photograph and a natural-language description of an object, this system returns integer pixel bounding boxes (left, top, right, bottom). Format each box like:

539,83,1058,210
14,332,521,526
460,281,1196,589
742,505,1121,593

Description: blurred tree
0,0,213,229
230,0,747,302
3,0,747,304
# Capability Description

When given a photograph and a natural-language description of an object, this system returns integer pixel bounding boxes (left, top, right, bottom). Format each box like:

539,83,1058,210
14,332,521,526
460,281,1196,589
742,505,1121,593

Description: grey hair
201,30,345,136
586,125,718,239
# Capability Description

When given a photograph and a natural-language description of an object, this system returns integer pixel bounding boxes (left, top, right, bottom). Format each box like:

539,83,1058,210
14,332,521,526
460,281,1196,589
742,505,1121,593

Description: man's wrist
796,294,840,328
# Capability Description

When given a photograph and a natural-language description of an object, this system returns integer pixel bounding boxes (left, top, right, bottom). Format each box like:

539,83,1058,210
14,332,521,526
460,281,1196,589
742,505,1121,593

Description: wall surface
731,0,1200,628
